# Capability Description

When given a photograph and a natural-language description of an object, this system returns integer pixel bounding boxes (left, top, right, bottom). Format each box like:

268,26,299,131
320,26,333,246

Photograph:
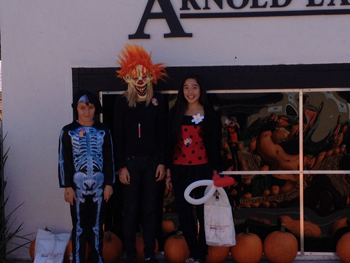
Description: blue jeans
122,156,160,260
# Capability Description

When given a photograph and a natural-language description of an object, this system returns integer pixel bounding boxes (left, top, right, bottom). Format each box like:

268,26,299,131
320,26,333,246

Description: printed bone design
69,126,106,263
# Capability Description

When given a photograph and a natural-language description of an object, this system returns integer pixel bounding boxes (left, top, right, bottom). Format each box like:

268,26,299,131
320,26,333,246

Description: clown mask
124,65,153,99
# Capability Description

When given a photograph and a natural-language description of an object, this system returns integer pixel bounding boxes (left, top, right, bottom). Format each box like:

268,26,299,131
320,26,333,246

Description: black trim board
72,64,350,94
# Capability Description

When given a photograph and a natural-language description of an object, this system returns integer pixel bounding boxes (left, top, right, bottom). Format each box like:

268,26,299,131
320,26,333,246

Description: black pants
123,156,160,260
171,163,213,261
70,194,105,263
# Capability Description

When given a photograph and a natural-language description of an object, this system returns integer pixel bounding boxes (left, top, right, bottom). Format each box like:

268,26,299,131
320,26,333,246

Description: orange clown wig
117,44,167,83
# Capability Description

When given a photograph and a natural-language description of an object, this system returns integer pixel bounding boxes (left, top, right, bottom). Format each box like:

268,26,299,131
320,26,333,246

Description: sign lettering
129,0,350,39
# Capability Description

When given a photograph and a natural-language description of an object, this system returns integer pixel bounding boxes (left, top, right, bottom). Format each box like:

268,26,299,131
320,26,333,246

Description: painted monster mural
215,92,350,216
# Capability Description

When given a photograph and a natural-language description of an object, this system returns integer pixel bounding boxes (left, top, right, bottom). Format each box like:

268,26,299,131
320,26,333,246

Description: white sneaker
185,258,196,263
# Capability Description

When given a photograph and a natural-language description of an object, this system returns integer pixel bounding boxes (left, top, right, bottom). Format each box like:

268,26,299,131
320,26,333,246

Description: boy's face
77,102,95,125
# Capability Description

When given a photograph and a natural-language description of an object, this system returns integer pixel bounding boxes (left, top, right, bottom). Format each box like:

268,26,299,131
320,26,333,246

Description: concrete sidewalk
5,254,343,263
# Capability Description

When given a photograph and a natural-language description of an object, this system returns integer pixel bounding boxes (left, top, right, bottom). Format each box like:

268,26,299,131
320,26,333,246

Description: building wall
1,0,350,259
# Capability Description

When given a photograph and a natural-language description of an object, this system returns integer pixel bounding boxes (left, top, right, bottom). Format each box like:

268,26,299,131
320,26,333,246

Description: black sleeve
205,107,222,171
113,95,126,171
166,107,176,168
58,128,74,188
103,127,116,186
155,93,168,165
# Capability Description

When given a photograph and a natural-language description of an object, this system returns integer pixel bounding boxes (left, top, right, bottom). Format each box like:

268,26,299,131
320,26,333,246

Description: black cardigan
113,93,168,170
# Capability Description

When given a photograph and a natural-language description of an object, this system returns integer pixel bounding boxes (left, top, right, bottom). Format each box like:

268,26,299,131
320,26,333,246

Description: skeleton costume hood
72,90,101,118
116,44,167,107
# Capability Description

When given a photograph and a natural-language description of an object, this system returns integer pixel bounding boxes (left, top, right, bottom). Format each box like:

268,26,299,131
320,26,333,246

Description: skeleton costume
114,44,167,263
59,91,115,263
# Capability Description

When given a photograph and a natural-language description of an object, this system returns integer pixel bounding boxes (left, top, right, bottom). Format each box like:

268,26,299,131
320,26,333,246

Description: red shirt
173,116,208,165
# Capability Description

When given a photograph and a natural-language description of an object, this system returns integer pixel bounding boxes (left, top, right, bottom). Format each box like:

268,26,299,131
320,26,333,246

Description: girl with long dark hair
166,75,221,263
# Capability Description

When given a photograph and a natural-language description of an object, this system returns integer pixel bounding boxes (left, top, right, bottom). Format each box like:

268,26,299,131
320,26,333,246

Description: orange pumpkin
102,231,123,263
328,218,348,235
64,239,90,263
135,233,159,263
263,223,298,263
231,228,263,263
29,239,36,260
243,178,251,185
279,215,321,237
337,232,350,263
259,202,270,208
164,187,170,197
279,181,296,194
251,202,260,208
164,231,190,263
262,189,270,197
242,192,252,199
162,220,175,233
271,185,280,196
205,246,230,263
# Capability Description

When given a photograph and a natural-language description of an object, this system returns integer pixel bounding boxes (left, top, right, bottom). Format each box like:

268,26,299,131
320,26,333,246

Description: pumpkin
336,232,350,263
64,239,90,263
280,181,296,194
251,202,260,208
328,218,348,235
263,223,298,263
29,239,36,260
206,246,230,263
242,193,252,199
162,220,175,232
164,187,170,197
136,233,159,263
243,178,251,185
259,202,270,208
262,189,270,197
271,185,280,196
279,215,321,237
231,228,263,263
102,231,123,263
163,231,190,263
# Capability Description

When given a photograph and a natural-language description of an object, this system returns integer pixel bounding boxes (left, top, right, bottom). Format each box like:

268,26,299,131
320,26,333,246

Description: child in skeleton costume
59,90,115,263
114,44,167,263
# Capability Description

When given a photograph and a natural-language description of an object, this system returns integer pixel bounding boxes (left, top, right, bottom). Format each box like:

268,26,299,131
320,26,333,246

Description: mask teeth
136,86,147,97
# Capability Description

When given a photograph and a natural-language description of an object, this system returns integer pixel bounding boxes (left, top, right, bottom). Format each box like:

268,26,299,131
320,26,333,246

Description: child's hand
64,187,77,205
104,185,113,202
165,169,173,190
155,164,165,181
119,169,130,185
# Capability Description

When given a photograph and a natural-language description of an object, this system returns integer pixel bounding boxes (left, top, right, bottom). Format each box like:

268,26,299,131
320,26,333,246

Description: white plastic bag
204,188,236,247
34,229,71,263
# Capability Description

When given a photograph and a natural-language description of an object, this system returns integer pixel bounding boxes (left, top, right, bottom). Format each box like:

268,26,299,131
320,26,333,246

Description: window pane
209,92,302,250
303,91,350,252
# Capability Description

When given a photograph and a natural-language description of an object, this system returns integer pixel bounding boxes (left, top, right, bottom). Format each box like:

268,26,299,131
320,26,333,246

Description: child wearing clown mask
113,44,168,263
58,90,115,263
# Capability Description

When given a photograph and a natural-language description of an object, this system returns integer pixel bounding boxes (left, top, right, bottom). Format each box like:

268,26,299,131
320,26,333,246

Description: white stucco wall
1,0,350,259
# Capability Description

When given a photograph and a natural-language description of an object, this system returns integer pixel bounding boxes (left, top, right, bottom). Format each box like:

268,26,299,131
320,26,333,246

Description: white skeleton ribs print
70,127,105,263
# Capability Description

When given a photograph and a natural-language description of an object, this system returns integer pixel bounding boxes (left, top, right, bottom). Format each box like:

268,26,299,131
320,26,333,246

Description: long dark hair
169,74,210,140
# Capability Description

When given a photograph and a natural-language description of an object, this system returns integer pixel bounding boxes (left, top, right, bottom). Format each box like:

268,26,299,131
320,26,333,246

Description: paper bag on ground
34,229,70,263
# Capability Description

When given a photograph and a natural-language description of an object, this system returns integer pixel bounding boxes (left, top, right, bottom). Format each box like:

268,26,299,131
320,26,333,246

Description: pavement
4,253,343,263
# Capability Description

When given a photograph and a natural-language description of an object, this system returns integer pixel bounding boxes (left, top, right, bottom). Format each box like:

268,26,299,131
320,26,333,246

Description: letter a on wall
129,0,192,39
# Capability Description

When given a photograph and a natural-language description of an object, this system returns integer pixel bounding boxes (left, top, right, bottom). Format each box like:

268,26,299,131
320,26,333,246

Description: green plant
0,133,31,262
